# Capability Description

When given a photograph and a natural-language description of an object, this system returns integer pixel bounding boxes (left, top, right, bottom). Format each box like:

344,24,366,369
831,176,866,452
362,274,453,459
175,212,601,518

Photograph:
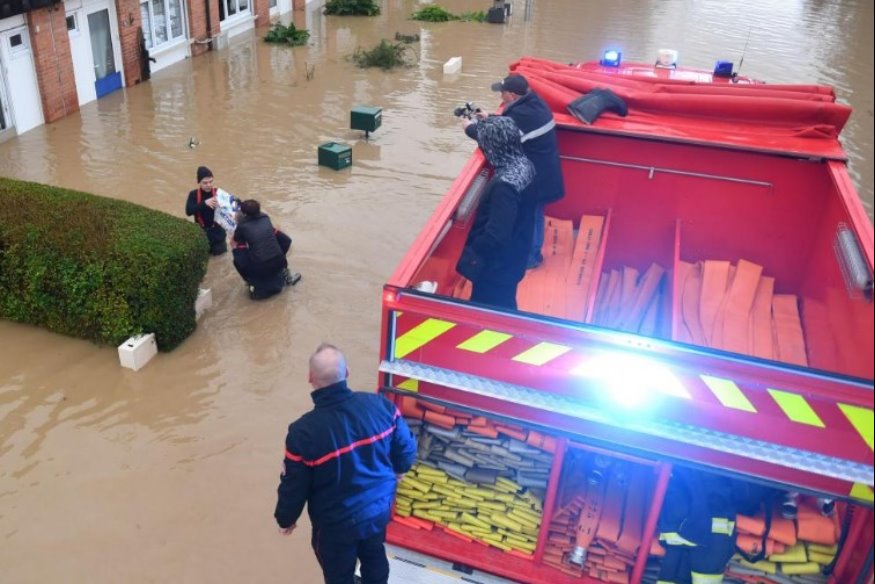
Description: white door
86,5,123,98
66,9,98,106
0,26,44,135
66,0,124,103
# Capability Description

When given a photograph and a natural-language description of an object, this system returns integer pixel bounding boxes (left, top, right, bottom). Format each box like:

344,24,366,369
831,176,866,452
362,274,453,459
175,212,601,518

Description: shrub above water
410,5,486,22
352,39,416,69
324,0,380,16
0,177,209,351
264,22,310,45
410,5,456,21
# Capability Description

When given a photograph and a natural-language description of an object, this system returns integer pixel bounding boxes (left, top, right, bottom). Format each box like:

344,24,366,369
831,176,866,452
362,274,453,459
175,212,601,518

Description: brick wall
27,5,79,122
188,0,219,56
114,0,143,86
252,0,269,28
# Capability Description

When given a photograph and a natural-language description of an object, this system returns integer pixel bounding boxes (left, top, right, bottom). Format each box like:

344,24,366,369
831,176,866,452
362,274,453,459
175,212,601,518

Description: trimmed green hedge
0,177,209,351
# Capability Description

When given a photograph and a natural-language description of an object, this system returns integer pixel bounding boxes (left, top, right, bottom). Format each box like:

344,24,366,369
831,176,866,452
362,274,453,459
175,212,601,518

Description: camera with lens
453,102,481,119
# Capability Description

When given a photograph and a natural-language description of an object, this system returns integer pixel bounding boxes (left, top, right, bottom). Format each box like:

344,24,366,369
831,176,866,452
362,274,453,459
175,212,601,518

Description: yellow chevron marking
457,330,512,354
397,379,420,392
838,404,874,451
701,375,757,413
512,342,571,366
849,483,874,503
394,319,456,359
767,389,825,427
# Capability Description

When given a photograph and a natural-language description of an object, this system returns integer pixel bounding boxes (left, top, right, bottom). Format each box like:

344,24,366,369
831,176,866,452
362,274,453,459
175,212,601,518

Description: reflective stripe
838,403,874,451
285,424,397,467
512,342,571,366
520,119,555,143
691,572,724,584
850,483,874,503
457,330,512,353
394,318,456,359
711,517,735,535
397,378,419,392
768,389,825,427
659,532,697,546
701,375,757,413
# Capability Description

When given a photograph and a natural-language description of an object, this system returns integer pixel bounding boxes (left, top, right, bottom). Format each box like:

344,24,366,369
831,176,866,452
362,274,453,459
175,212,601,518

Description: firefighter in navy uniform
184,166,227,255
657,468,738,584
275,343,418,584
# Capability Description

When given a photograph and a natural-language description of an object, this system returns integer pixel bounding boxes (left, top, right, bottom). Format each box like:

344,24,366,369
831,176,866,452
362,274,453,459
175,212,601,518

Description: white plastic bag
213,188,240,234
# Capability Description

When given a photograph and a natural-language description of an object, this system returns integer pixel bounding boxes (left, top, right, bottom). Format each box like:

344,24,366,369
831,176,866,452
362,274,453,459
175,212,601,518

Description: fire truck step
369,544,520,583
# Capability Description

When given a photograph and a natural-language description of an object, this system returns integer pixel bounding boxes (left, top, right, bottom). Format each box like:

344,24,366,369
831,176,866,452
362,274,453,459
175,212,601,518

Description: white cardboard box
118,334,157,371
195,288,213,320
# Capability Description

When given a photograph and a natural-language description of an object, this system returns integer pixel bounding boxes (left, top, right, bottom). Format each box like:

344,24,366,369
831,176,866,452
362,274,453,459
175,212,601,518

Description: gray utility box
318,142,352,170
351,106,382,133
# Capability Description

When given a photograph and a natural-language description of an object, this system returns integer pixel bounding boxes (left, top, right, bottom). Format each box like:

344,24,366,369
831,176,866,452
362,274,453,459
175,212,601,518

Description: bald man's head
308,343,349,389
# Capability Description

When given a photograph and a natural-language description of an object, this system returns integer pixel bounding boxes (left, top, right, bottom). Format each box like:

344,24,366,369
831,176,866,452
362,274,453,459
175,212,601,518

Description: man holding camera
461,74,565,269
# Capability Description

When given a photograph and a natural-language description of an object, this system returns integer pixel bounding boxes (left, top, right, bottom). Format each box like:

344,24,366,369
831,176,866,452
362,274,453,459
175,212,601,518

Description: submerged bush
352,39,416,69
0,177,208,351
458,10,486,22
264,22,310,46
324,0,380,16
394,31,420,43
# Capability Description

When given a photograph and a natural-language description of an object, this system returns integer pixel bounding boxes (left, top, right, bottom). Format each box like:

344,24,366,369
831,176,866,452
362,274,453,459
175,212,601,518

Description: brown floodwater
1,0,872,581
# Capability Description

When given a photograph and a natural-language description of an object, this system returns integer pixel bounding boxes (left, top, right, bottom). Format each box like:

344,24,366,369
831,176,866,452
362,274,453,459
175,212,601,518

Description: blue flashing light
714,60,734,78
600,50,622,68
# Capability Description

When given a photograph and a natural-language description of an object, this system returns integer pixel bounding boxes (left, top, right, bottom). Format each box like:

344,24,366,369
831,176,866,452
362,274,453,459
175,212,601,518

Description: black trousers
471,280,518,310
204,225,227,255
311,527,389,584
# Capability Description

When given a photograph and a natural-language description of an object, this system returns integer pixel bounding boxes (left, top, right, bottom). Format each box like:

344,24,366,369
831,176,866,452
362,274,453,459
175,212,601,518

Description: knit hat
196,166,213,183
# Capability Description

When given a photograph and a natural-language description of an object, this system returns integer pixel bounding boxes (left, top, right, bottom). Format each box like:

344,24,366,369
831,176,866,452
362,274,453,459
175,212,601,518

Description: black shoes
282,269,302,286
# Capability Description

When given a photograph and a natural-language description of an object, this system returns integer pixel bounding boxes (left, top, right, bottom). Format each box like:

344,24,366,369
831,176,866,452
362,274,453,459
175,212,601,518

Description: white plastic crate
118,333,157,371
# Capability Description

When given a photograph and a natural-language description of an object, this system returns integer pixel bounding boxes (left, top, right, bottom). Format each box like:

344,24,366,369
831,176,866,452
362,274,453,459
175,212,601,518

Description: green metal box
350,106,382,133
318,142,352,170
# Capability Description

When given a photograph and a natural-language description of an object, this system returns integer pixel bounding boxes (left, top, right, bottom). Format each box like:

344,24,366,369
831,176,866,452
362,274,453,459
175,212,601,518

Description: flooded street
1,0,872,581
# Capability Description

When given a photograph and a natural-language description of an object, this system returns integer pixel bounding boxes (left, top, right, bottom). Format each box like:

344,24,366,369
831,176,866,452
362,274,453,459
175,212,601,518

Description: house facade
0,0,306,140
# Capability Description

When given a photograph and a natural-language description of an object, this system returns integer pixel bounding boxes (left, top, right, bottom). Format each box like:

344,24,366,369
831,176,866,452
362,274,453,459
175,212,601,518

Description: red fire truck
376,56,874,584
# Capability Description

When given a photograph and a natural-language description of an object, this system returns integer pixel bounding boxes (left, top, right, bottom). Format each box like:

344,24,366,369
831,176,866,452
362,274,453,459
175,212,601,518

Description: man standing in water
185,166,227,255
275,343,417,584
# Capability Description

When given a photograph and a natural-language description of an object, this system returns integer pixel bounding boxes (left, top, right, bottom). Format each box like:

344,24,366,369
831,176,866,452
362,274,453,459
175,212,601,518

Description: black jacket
275,382,417,540
233,213,283,264
457,177,534,288
467,91,565,203
185,188,217,228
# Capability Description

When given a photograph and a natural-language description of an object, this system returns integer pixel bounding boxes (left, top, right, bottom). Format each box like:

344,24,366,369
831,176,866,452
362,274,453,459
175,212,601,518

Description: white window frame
140,0,187,50
220,0,251,22
66,13,80,35
8,31,30,56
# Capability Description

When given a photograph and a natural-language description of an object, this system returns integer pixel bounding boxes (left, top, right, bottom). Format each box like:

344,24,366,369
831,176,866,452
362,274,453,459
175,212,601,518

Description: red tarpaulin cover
509,57,852,160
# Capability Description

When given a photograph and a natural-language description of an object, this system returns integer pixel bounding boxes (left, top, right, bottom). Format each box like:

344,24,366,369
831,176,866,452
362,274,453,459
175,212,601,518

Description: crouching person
232,199,302,299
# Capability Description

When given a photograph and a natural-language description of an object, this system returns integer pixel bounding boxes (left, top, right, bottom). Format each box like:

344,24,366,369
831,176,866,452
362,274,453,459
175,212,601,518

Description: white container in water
118,333,157,371
195,288,213,320
443,57,462,75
